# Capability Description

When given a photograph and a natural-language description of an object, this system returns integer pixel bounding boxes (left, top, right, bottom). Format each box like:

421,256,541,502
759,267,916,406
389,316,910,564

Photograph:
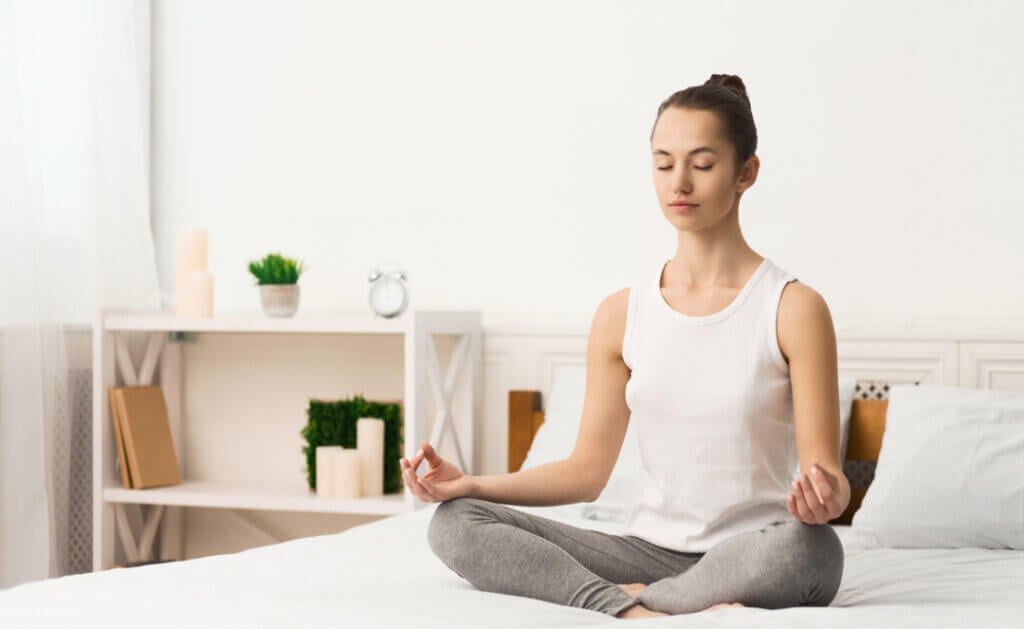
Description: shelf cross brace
114,503,164,564
425,333,471,472
111,330,169,564
113,331,166,387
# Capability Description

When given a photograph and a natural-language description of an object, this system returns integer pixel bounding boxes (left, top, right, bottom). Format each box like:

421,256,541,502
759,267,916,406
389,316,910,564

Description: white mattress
2,503,1023,628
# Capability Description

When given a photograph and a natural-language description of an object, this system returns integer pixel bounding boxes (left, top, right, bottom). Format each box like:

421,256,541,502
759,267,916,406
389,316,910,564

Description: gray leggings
427,497,844,617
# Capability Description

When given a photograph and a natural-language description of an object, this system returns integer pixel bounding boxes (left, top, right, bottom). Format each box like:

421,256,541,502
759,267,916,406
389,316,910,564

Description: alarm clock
367,265,409,318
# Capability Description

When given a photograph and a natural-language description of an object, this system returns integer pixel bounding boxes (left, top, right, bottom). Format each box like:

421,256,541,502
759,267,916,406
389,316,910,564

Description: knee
426,497,480,562
776,522,845,605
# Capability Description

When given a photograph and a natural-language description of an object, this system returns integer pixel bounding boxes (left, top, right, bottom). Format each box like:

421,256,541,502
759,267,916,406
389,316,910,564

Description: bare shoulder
590,287,631,360
777,280,836,365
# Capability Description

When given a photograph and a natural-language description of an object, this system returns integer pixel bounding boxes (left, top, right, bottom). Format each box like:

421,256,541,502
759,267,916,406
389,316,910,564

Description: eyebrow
652,147,717,157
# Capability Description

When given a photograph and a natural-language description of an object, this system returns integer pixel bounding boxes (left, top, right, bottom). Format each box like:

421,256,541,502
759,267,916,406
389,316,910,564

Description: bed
2,381,1023,627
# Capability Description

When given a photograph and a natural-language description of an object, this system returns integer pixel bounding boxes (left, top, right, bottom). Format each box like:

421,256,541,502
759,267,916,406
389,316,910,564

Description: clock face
369,276,407,317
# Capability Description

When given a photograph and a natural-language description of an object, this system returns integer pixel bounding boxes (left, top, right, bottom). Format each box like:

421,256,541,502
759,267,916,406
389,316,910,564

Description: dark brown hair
650,73,757,172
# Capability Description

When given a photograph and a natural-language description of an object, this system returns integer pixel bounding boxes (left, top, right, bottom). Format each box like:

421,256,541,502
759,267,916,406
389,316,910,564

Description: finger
791,480,816,523
404,458,440,502
810,466,841,517
402,461,431,501
810,466,843,518
797,474,826,520
818,491,842,520
809,465,834,503
798,475,828,523
407,450,423,475
399,461,417,493
794,490,817,524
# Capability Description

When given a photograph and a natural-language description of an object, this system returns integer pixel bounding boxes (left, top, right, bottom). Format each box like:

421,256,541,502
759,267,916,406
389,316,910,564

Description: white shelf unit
92,308,482,571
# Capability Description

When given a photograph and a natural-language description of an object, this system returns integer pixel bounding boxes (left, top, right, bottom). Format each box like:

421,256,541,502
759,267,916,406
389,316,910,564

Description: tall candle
357,417,385,497
176,228,208,316
332,449,362,499
316,445,343,496
188,270,214,317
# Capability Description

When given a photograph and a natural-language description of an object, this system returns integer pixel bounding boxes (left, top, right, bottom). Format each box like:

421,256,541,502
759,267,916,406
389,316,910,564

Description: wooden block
508,391,543,473
846,399,888,462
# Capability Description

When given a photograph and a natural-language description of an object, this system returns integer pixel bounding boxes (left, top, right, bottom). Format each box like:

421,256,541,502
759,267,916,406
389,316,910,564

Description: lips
670,202,697,207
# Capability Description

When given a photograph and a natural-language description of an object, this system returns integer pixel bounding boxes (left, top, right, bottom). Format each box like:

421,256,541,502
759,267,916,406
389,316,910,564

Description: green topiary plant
248,252,306,285
300,394,403,494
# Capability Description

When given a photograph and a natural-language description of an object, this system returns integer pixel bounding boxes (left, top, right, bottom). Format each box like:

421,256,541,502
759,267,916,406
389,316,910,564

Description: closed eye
656,166,713,171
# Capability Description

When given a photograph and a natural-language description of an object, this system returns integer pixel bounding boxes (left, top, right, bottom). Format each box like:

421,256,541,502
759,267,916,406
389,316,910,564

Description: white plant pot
259,284,300,317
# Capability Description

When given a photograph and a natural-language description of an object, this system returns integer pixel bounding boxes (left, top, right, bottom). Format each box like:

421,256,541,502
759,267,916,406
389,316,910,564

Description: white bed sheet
2,503,1023,628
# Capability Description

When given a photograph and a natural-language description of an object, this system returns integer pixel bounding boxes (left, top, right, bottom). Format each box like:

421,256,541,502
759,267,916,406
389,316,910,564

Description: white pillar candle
332,449,362,499
357,417,385,497
176,228,208,316
188,270,214,317
316,445,343,496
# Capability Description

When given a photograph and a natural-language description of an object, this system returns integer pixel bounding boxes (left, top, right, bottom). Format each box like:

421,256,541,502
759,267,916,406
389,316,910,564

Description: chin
662,212,698,227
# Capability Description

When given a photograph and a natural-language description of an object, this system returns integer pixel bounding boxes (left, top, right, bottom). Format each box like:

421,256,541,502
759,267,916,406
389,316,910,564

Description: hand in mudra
399,441,473,503
786,462,844,525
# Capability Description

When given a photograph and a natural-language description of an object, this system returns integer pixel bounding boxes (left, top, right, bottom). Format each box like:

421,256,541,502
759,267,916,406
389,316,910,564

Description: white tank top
620,256,799,553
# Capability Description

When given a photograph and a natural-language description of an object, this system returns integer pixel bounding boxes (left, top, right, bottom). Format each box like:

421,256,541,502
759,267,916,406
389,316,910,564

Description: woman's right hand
399,441,474,503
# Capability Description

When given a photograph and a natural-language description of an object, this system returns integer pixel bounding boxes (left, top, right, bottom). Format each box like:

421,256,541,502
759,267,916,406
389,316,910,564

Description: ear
736,155,760,193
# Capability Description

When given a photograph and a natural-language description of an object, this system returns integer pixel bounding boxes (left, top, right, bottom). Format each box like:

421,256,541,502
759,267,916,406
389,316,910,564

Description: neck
669,209,759,290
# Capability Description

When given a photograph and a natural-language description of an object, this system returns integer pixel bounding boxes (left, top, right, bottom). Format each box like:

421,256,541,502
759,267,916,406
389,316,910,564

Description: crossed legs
427,497,843,617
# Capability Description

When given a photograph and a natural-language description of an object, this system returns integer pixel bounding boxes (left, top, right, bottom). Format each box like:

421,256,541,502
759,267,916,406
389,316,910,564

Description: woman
399,73,848,619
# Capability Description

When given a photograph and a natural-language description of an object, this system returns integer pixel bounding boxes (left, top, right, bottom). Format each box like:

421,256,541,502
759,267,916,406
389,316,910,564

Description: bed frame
507,390,888,526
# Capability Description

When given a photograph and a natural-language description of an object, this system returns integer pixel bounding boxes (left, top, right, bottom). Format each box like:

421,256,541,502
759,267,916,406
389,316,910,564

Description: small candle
176,228,208,316
357,417,385,497
188,270,214,317
316,446,343,496
332,449,362,499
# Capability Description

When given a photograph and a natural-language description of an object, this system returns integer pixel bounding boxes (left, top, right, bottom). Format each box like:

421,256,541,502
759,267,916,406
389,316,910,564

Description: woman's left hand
786,463,844,525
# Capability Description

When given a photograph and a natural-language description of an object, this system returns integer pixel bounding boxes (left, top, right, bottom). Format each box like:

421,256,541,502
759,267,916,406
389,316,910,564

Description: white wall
151,0,1024,325
145,0,1024,558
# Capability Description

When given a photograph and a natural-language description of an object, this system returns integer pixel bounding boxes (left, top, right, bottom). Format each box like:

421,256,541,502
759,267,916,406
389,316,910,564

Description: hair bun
706,73,750,107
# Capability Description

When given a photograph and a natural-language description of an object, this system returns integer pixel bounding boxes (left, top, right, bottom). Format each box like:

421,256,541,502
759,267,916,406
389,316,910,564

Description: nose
672,168,693,196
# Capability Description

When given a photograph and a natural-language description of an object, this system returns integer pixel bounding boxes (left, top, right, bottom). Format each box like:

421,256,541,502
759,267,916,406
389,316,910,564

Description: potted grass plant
248,252,306,317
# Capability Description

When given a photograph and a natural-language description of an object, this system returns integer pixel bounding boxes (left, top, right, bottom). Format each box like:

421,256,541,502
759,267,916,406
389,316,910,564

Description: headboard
508,389,889,526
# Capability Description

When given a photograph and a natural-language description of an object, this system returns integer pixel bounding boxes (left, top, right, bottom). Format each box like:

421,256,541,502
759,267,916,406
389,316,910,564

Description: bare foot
617,583,647,598
615,583,669,619
614,583,743,618
616,603,669,619
702,602,745,612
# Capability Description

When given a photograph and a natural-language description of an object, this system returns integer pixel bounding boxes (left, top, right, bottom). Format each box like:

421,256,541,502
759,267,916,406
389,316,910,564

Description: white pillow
519,364,644,521
791,376,857,480
519,364,588,471
850,383,1024,549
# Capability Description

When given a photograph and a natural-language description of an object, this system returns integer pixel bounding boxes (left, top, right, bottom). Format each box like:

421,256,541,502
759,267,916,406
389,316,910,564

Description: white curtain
0,0,160,588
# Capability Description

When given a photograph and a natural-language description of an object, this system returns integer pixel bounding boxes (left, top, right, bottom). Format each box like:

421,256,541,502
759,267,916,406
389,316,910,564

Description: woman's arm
777,281,851,523
468,289,634,507
403,290,632,506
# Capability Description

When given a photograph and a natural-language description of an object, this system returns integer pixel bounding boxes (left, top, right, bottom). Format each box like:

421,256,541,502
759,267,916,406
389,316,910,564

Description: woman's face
651,107,754,230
